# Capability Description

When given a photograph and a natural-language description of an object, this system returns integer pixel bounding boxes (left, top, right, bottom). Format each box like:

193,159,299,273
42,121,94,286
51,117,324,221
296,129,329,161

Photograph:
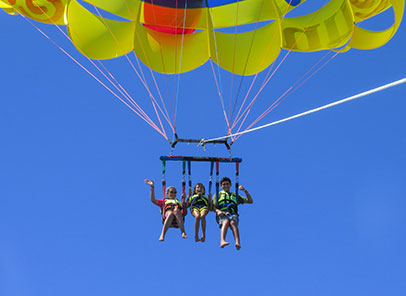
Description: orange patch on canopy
143,2,202,34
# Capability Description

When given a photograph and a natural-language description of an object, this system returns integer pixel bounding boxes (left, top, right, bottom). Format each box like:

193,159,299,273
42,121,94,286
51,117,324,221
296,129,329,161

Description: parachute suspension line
130,38,176,136
39,0,170,139
230,0,267,129
215,161,220,206
149,0,177,132
18,13,168,140
208,9,231,135
208,161,214,196
232,1,329,138
210,60,232,133
162,159,167,220
230,0,293,132
26,6,167,138
228,0,241,126
202,77,406,143
65,27,167,138
236,51,340,141
88,2,176,137
121,0,178,135
173,0,179,129
173,0,189,130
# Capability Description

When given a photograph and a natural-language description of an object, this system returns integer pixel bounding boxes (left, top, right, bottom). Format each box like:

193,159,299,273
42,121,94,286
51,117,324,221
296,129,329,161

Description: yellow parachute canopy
2,0,404,75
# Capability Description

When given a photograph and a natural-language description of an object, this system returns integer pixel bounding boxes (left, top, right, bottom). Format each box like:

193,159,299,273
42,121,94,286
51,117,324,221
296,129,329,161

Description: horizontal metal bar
160,156,242,163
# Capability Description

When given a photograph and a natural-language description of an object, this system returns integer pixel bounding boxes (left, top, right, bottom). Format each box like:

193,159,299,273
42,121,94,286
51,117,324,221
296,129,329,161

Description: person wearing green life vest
186,183,212,242
145,179,187,241
212,177,253,250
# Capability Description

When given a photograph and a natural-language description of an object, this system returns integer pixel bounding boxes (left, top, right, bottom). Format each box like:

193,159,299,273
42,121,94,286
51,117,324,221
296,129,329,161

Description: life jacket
164,198,182,211
215,191,239,214
188,194,209,208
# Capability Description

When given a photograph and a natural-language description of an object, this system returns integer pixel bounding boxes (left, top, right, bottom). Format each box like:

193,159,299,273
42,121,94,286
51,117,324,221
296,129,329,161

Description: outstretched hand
239,185,246,191
144,179,154,187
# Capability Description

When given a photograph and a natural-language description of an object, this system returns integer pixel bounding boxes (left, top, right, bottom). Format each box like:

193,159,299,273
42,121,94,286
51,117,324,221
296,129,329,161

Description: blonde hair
166,186,177,195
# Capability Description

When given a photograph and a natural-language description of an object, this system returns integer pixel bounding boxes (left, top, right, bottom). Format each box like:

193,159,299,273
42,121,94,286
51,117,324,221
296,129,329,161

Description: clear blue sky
1,1,405,296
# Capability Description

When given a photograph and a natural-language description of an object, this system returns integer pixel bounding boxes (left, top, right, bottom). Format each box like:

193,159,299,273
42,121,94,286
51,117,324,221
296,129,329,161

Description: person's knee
230,220,238,228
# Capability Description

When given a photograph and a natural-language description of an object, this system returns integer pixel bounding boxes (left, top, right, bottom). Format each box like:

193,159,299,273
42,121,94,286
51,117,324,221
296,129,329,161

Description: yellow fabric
81,0,141,21
210,21,282,75
5,0,404,75
190,206,209,214
280,0,354,52
4,0,69,25
0,0,15,15
133,22,210,74
67,0,134,59
347,0,404,50
0,0,11,8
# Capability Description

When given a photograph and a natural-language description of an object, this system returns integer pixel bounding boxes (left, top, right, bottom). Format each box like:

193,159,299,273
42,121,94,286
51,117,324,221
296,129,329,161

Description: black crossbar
160,156,242,163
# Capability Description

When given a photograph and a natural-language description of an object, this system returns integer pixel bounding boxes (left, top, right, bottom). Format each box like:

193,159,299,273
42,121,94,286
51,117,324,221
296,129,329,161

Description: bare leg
192,210,201,242
230,220,241,250
174,208,187,238
220,219,230,248
200,210,208,242
159,211,174,241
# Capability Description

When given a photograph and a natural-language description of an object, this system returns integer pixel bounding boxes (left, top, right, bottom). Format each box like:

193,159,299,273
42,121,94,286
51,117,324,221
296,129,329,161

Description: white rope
201,77,406,144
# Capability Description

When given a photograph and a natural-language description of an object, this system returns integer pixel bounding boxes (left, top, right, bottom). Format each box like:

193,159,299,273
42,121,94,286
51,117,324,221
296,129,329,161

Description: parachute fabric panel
133,22,210,74
5,0,404,74
4,0,68,24
141,1,205,33
0,0,15,14
81,0,141,21
67,0,134,60
138,0,306,30
347,0,404,50
210,22,281,75
351,0,393,22
206,0,279,29
280,0,354,52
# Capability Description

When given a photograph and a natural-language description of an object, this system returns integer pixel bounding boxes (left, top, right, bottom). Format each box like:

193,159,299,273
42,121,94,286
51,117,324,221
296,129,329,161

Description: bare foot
195,236,200,242
220,241,230,248
182,232,188,239
235,243,241,250
200,236,206,242
158,236,164,241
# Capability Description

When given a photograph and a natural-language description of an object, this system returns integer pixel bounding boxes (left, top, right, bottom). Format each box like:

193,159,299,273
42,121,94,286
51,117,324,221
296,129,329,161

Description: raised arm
239,185,253,204
145,179,159,206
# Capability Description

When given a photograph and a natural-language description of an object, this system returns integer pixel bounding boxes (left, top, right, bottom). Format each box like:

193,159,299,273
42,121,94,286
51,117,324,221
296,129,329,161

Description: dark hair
220,177,232,185
193,183,206,195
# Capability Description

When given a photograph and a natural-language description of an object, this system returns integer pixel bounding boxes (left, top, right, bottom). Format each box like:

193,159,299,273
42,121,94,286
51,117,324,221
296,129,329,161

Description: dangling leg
230,220,241,250
220,219,230,248
159,211,174,241
174,208,187,239
200,210,208,242
192,210,201,242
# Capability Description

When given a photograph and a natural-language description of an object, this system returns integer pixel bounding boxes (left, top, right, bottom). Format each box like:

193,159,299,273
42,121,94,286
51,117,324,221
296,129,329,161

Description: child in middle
186,183,212,242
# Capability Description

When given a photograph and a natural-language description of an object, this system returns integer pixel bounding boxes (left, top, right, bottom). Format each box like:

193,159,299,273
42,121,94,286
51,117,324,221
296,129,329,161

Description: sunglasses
168,190,177,193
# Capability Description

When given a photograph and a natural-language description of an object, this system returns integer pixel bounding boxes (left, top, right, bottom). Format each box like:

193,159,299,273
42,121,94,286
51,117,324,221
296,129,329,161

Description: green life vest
164,199,182,211
189,194,209,208
215,191,239,214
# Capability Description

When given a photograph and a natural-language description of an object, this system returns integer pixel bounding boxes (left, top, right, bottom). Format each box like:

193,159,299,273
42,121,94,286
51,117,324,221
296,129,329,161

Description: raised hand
144,179,154,187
